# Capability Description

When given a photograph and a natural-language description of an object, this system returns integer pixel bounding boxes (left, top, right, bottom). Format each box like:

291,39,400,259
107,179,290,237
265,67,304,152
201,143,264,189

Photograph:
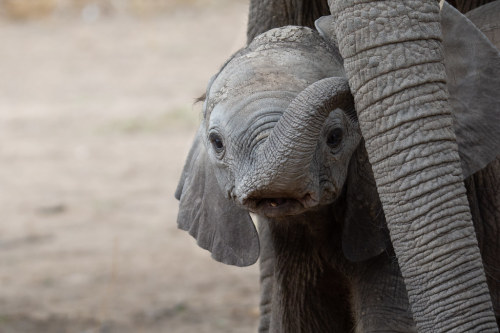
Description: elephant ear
175,128,259,267
342,142,390,262
314,15,339,52
441,2,500,178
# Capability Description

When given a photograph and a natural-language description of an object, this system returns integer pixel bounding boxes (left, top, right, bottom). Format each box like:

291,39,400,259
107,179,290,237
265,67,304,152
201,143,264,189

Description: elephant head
175,26,356,266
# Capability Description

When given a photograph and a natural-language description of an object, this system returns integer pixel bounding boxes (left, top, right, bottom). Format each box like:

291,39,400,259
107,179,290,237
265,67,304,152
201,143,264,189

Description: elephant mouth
243,194,317,217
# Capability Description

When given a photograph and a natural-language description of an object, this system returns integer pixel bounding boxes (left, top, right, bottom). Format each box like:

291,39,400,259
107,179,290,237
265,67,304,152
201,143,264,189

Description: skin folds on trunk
329,0,497,331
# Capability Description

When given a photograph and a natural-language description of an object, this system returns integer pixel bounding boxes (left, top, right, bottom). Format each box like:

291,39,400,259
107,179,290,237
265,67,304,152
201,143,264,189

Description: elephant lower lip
249,198,305,217
267,198,287,207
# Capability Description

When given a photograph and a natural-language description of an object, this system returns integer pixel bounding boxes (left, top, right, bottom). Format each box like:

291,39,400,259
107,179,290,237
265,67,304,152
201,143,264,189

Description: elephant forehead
219,52,329,90
209,91,294,134
206,52,341,118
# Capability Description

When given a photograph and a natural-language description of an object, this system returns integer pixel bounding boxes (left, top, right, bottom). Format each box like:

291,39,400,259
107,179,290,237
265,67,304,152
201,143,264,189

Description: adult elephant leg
329,1,497,331
247,0,330,42
351,254,416,333
256,217,276,333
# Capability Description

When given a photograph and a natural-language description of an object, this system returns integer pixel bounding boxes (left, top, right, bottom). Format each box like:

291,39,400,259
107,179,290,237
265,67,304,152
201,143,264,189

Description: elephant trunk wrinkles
329,0,497,331
238,77,353,202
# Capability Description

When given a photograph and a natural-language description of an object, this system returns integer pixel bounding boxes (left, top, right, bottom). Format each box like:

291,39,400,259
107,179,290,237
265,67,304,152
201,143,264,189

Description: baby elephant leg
257,218,275,333
350,254,416,333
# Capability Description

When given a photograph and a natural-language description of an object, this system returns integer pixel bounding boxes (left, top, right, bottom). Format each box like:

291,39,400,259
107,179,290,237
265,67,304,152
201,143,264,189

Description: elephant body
246,0,498,44
255,203,415,332
256,5,500,326
176,2,500,332
257,5,500,329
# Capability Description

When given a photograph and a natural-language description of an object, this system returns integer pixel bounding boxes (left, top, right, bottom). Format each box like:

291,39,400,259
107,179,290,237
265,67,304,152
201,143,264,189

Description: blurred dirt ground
0,1,260,332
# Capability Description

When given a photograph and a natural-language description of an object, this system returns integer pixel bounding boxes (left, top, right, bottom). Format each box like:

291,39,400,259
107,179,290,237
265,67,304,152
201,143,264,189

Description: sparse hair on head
194,93,206,104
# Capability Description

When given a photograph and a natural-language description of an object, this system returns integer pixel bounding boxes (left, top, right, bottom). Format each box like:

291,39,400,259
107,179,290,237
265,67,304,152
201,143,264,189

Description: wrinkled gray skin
326,1,500,331
247,0,330,43
176,3,500,332
247,2,500,332
246,0,497,43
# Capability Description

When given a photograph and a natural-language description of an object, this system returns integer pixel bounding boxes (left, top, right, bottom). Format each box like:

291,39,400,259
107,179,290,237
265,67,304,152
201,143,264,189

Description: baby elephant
176,3,500,332
177,24,412,332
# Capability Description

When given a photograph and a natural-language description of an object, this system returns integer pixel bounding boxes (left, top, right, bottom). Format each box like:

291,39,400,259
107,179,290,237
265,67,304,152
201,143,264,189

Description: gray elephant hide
176,2,500,331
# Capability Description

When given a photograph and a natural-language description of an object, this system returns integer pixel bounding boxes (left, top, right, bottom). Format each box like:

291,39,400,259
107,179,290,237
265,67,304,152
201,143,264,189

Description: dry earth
0,1,261,332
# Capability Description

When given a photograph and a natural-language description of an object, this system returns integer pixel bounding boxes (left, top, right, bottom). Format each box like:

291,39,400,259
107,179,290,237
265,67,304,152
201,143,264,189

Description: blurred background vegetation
0,0,257,332
0,0,218,20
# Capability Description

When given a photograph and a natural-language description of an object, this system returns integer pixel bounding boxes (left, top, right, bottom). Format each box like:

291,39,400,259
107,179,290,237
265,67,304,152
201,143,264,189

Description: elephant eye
327,128,343,150
209,132,225,156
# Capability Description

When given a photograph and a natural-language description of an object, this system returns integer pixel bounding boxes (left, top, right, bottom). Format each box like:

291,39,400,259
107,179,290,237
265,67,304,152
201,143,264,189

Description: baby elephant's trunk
237,77,354,204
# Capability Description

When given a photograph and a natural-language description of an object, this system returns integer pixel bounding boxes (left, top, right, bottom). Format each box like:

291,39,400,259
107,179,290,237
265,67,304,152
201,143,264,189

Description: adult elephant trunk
329,0,497,331
237,77,353,205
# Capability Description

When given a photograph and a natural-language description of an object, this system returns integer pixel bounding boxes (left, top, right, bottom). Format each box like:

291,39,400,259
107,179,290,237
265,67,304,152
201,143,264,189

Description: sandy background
0,1,260,332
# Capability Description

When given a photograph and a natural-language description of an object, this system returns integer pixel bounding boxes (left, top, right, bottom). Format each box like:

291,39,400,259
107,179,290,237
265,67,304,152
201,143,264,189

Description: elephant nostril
300,192,319,208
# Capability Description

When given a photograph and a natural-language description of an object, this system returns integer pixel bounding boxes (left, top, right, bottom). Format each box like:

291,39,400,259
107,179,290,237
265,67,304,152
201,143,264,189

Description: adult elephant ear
175,129,259,267
442,2,500,178
314,15,340,59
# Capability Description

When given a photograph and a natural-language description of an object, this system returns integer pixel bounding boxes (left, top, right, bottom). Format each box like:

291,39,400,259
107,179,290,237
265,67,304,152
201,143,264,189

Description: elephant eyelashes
327,128,343,150
209,131,225,157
